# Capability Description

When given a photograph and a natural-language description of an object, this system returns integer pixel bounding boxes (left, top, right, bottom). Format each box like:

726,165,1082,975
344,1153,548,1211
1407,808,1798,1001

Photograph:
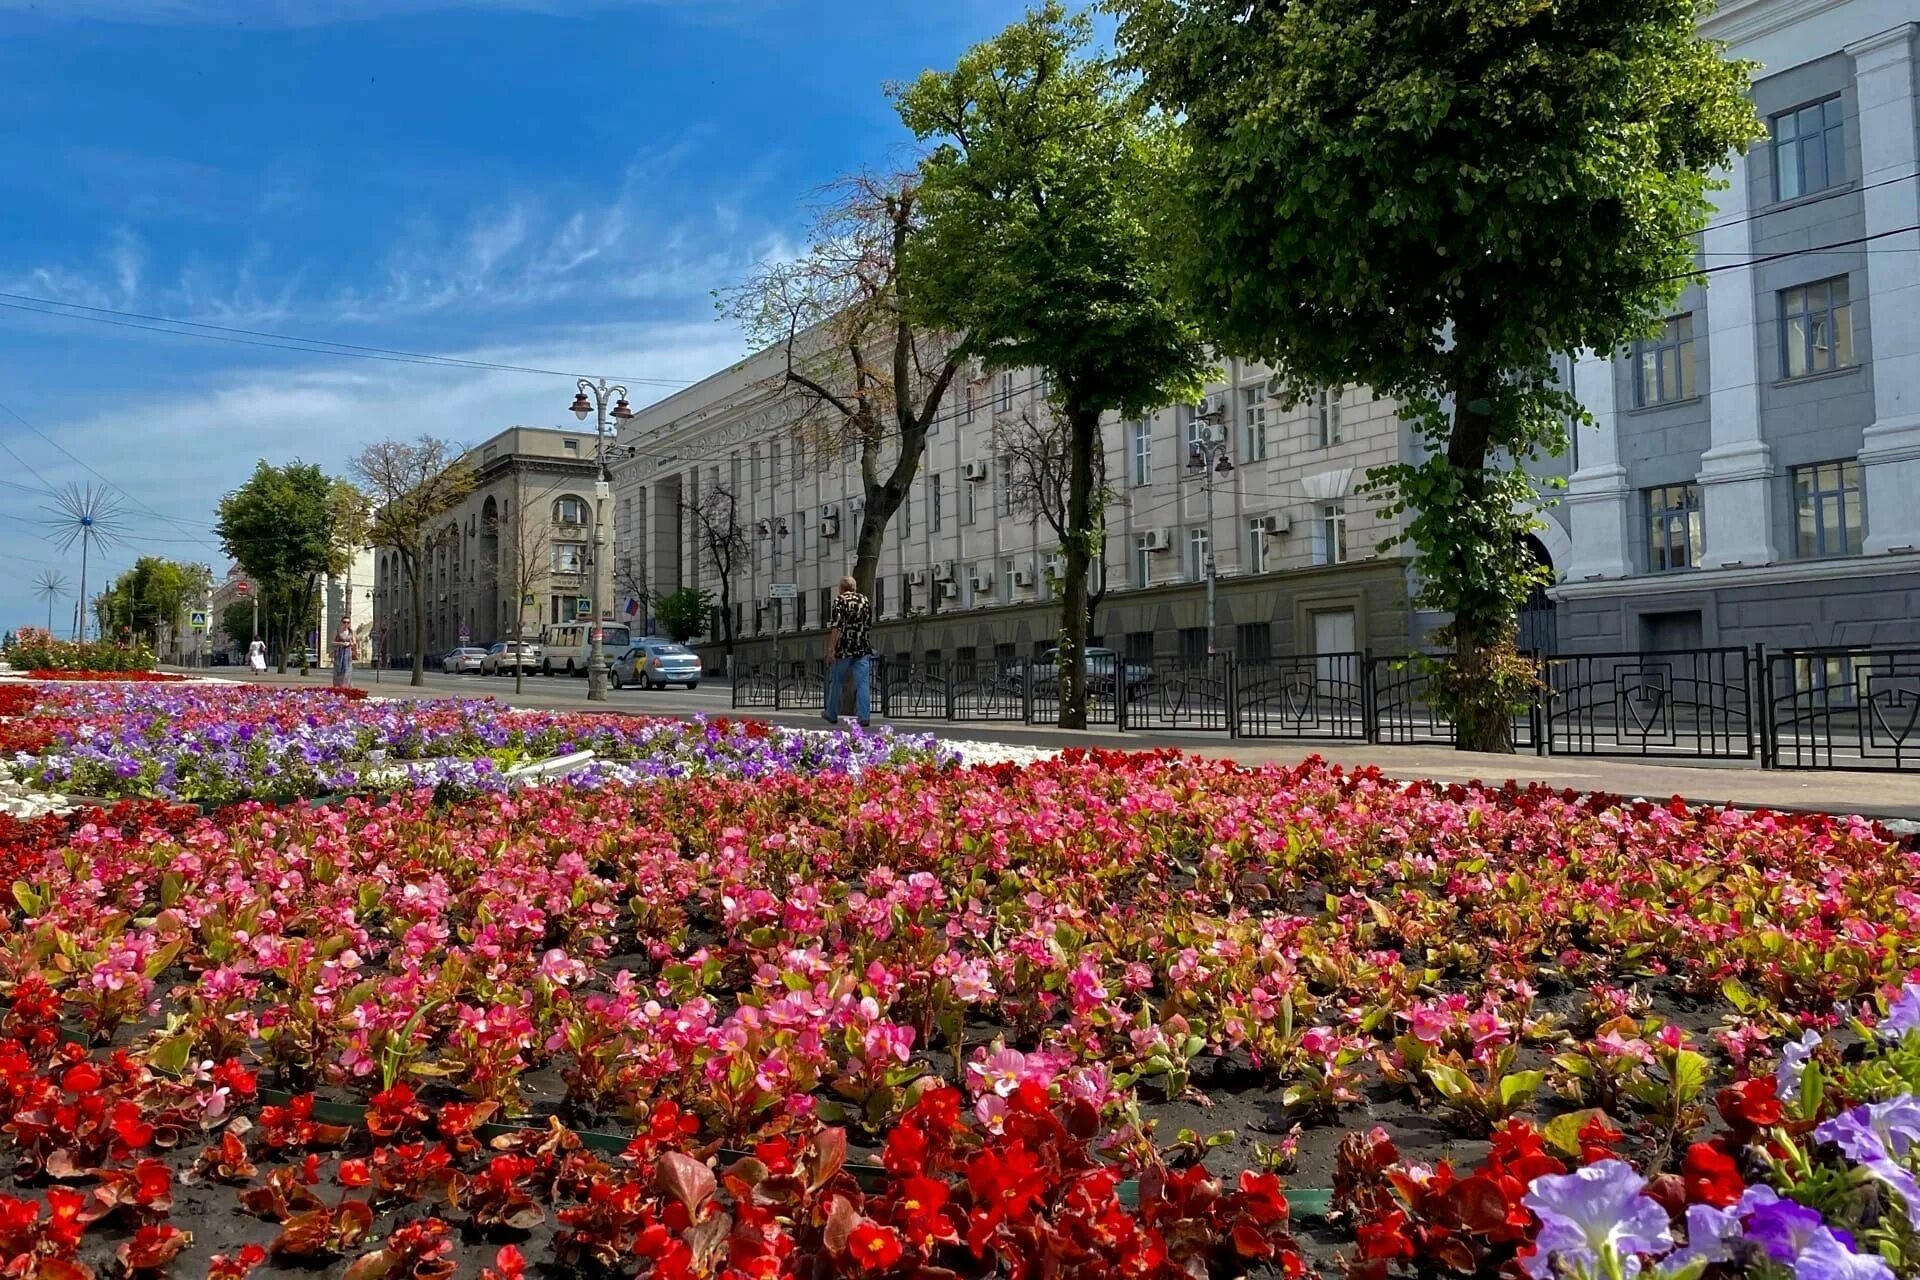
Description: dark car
1005,647,1153,696
210,652,232,667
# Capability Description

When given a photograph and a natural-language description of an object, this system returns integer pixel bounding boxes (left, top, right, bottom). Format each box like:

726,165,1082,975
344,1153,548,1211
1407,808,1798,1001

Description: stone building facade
1552,3,1920,655
611,345,1416,668
371,426,603,661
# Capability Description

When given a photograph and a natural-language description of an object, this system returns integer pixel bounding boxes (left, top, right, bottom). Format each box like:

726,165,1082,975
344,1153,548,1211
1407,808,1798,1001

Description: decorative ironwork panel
1767,648,1920,771
1542,648,1753,759
1235,653,1367,741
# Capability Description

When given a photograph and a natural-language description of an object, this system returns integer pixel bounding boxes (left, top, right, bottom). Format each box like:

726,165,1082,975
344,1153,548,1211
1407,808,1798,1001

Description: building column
1696,151,1777,567
1564,349,1634,579
649,475,683,596
1852,24,1920,554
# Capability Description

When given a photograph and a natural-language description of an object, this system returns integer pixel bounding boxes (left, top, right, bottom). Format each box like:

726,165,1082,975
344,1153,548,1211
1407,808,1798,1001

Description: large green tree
1113,0,1758,750
216,461,364,674
894,3,1208,728
98,557,205,656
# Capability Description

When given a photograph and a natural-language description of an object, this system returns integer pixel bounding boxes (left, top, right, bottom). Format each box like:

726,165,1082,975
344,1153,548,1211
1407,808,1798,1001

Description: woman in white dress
247,635,268,675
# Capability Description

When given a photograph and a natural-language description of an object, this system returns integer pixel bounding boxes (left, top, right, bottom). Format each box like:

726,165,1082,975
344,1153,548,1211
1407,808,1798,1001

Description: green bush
5,627,155,672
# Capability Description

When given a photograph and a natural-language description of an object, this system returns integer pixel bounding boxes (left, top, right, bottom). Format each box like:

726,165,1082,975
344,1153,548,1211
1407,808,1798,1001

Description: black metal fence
728,644,1920,772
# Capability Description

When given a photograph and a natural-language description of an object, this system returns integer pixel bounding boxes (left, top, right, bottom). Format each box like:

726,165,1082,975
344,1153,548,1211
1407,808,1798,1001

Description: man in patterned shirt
823,574,874,728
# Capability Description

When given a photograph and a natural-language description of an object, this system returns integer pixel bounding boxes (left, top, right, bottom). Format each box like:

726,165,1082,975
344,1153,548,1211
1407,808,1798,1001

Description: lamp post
570,378,634,701
758,515,789,670
1187,406,1234,655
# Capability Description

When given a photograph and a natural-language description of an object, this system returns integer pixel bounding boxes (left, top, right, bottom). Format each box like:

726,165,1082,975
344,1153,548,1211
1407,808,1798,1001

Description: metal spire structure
42,483,126,640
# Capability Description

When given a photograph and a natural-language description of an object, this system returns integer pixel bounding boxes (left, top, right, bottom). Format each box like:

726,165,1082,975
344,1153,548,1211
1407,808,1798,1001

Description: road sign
574,597,592,619
458,626,470,645
522,593,536,608
189,611,207,631
234,581,250,596
769,583,798,601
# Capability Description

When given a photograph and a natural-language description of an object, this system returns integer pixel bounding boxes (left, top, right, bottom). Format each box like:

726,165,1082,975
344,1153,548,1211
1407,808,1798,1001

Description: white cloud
0,314,752,625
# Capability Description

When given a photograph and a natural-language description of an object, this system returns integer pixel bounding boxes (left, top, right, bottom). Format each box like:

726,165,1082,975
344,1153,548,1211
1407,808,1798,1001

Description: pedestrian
332,616,355,689
822,573,874,729
247,634,268,676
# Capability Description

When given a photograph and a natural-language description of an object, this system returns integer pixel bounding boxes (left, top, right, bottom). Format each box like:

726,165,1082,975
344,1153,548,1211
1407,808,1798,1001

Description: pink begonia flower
974,1093,1009,1134
862,1022,915,1066
1407,1007,1449,1045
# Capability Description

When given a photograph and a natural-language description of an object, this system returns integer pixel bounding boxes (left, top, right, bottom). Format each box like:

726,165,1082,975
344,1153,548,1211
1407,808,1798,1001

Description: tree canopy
894,1,1208,726
1111,0,1758,748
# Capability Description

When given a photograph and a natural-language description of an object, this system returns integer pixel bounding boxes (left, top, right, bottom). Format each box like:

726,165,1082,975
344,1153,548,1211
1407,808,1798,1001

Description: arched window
553,495,590,526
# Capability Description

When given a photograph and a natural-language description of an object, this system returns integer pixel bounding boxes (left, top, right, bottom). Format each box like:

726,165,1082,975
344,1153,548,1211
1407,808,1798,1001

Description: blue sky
0,0,1034,633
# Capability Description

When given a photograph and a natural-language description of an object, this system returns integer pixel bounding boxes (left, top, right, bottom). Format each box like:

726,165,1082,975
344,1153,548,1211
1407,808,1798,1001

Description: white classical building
1553,2,1920,653
611,343,1419,667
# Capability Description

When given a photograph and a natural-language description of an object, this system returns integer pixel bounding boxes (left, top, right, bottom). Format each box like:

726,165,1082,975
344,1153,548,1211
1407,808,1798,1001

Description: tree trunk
408,553,427,688
1057,399,1101,730
1445,375,1513,754
719,581,735,658
850,506,889,604
513,607,524,696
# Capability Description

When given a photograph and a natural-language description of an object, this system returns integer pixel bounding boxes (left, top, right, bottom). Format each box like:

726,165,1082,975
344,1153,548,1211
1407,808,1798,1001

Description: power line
0,394,223,536
1697,170,1917,236
0,290,696,388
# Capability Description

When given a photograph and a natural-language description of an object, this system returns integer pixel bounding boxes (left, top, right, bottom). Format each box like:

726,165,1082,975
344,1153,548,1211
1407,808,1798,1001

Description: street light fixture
1188,406,1233,655
569,377,634,702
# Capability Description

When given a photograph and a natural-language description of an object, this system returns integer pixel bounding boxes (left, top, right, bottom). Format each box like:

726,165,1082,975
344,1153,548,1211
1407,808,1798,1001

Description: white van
539,622,632,676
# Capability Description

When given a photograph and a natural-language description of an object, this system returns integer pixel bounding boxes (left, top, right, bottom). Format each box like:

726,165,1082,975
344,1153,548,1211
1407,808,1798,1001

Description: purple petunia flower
1522,1160,1673,1279
1777,1029,1824,1106
1878,984,1920,1041
1815,1099,1920,1230
1794,1227,1897,1280
1743,1196,1833,1263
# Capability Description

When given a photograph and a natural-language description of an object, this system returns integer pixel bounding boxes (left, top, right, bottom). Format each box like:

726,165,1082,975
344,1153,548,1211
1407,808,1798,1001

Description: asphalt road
196,663,735,716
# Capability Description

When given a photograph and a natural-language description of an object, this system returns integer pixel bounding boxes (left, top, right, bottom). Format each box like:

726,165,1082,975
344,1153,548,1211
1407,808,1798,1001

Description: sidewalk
170,667,1920,821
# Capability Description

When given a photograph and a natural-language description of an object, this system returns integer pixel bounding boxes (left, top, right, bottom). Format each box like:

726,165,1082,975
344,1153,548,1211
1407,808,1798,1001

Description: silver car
441,646,488,674
612,640,701,690
481,641,543,675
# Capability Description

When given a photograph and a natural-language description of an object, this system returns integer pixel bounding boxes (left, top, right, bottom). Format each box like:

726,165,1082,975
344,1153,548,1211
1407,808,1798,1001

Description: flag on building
622,596,640,619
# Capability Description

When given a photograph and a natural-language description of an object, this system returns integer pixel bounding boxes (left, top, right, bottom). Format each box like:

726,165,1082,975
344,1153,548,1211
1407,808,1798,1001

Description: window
1125,631,1155,663
1772,95,1845,201
1793,460,1864,558
964,387,976,424
1314,388,1343,448
1780,278,1854,378
1241,386,1268,462
796,594,807,630
900,491,910,536
1236,622,1272,663
563,439,580,453
1179,627,1208,660
1003,559,1016,602
793,511,806,560
964,474,977,525
1634,315,1697,406
1644,483,1702,572
553,495,589,525
551,542,587,573
1245,518,1269,575
997,454,1014,516
1182,404,1206,461
998,371,1014,412
1132,533,1153,588
1131,419,1153,486
929,474,943,532
1315,501,1348,566
1186,527,1210,583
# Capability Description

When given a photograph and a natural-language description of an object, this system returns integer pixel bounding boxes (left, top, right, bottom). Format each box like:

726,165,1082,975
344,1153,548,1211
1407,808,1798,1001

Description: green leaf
1498,1069,1545,1109
1425,1063,1473,1101
1669,1050,1710,1104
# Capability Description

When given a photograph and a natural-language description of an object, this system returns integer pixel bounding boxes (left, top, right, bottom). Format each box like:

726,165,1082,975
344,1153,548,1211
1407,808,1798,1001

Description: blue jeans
825,654,871,725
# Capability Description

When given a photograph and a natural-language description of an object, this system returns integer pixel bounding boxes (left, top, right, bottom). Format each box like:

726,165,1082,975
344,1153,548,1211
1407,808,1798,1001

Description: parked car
611,639,701,690
481,641,543,675
441,646,488,674
1006,647,1153,696
210,652,232,667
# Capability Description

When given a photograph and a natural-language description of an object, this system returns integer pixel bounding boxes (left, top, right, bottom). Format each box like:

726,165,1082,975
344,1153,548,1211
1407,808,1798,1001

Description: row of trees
94,557,212,659
714,0,1757,748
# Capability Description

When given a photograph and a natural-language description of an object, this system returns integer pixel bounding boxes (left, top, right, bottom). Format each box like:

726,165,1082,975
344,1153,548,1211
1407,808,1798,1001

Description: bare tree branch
686,482,751,657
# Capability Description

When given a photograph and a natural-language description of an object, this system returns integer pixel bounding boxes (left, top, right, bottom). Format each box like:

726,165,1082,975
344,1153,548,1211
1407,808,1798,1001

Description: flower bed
19,671,187,683
3,739,1919,1277
5,683,953,802
3,629,154,674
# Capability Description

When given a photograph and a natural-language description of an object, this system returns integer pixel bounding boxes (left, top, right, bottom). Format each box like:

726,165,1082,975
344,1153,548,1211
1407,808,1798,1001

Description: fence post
1362,652,1378,745
881,657,892,720
1754,643,1772,769
1227,653,1240,739
1533,655,1550,757
944,661,956,722
1022,656,1035,726
1116,655,1130,732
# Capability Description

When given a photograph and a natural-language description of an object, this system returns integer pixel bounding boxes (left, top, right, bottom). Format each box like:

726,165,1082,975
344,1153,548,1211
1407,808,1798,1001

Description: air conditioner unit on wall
962,460,989,483
1044,554,1066,577
937,581,959,600
933,560,955,582
969,569,993,593
907,569,927,586
1142,529,1171,552
1258,513,1291,536
1012,568,1034,588
821,503,839,520
821,514,840,538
